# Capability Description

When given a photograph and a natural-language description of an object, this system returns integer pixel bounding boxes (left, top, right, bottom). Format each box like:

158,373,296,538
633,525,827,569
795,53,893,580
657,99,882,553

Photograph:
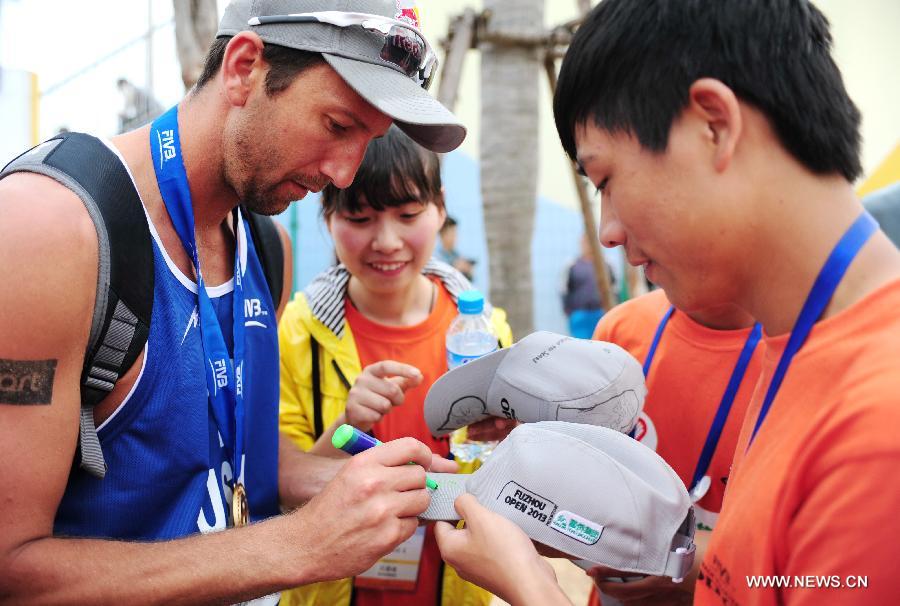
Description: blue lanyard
643,306,676,377
644,305,762,496
748,211,878,447
150,105,248,486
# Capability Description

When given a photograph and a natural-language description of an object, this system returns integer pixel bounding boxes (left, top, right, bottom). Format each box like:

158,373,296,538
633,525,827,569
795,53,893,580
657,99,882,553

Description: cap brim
215,0,251,38
323,54,467,153
419,473,468,521
424,346,511,436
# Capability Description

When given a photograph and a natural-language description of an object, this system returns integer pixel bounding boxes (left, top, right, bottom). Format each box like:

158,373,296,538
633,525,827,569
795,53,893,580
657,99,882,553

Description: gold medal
232,482,250,527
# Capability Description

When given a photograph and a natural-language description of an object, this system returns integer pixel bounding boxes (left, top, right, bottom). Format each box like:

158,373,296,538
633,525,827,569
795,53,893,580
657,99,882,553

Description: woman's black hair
321,126,444,218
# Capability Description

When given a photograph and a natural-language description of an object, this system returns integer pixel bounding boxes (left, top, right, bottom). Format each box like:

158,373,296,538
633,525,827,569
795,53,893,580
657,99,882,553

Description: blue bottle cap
458,289,484,314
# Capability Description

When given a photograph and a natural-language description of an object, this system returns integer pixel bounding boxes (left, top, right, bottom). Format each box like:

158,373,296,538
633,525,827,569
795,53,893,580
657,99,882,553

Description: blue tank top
54,210,280,539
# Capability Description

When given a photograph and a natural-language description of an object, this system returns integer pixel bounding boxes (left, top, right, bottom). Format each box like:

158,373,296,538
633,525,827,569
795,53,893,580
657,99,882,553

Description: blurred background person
436,215,477,281
115,77,163,132
562,233,615,338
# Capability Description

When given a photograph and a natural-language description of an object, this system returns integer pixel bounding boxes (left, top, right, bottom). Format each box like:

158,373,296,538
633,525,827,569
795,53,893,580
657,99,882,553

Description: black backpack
0,133,284,477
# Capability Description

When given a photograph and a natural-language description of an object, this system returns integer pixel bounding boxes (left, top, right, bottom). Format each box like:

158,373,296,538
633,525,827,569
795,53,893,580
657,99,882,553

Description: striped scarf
304,258,481,338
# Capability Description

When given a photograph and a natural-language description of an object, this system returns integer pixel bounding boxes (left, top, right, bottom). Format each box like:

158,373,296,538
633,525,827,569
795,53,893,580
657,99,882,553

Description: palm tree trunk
480,0,544,336
173,0,218,90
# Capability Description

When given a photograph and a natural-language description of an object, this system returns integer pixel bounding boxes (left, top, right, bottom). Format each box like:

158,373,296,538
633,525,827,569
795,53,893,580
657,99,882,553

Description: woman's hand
345,360,423,431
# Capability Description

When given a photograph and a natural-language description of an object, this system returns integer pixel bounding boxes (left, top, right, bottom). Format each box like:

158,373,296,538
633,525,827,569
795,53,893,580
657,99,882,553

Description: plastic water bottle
446,289,498,462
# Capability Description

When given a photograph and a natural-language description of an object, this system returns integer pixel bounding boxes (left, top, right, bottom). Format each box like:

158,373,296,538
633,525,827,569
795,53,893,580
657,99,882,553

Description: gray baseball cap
216,0,466,153
424,331,646,436
421,422,696,580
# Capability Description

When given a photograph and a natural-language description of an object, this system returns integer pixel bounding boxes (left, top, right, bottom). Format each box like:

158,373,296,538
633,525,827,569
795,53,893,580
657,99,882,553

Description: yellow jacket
279,262,513,606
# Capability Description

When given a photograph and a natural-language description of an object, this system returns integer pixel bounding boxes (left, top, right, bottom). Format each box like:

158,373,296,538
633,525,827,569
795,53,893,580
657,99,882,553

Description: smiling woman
277,126,513,606
322,126,446,309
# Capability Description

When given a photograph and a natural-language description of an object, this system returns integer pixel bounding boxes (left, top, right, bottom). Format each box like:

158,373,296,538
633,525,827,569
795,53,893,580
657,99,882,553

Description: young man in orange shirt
588,290,762,605
434,1,900,604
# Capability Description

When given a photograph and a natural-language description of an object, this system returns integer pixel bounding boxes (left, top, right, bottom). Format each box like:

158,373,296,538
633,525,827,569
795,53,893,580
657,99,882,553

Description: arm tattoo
0,359,58,405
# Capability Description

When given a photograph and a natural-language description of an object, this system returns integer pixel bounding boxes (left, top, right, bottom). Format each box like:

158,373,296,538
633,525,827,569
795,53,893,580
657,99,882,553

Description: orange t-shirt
696,280,900,605
345,278,454,606
593,289,763,522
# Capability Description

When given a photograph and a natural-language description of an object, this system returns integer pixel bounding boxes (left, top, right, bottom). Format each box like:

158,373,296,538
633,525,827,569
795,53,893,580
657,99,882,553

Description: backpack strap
1,134,154,478
1,139,288,479
243,208,284,309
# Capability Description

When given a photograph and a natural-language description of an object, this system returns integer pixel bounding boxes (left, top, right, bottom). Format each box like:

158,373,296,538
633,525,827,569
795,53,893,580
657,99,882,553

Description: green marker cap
332,424,356,450
330,423,439,490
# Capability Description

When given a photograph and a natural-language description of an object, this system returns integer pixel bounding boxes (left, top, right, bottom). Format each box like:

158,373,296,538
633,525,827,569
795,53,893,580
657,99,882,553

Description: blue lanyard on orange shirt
644,306,762,500
149,105,249,488
747,211,878,448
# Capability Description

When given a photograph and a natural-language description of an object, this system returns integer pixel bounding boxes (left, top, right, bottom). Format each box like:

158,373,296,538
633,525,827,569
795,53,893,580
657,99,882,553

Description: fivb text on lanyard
150,105,253,526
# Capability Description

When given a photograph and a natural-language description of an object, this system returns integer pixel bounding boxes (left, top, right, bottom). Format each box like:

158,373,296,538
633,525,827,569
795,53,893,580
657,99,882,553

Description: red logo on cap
632,412,658,451
633,417,647,441
395,1,421,28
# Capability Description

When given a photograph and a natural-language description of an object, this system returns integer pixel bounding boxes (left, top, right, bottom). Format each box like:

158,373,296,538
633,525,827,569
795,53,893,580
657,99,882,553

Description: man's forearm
0,515,308,606
278,432,345,509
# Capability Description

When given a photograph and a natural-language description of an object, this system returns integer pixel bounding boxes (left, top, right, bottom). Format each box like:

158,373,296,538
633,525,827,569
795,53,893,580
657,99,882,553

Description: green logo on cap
551,510,603,545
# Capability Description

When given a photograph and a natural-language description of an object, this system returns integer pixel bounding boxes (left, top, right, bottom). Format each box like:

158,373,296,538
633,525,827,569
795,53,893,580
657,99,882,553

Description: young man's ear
221,32,267,107
687,78,743,173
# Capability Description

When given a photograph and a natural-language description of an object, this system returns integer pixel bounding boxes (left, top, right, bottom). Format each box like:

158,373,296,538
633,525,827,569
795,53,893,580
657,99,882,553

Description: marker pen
332,424,439,490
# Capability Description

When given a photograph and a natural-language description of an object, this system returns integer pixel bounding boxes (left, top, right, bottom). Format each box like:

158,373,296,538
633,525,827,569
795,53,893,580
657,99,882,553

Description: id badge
354,526,426,591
